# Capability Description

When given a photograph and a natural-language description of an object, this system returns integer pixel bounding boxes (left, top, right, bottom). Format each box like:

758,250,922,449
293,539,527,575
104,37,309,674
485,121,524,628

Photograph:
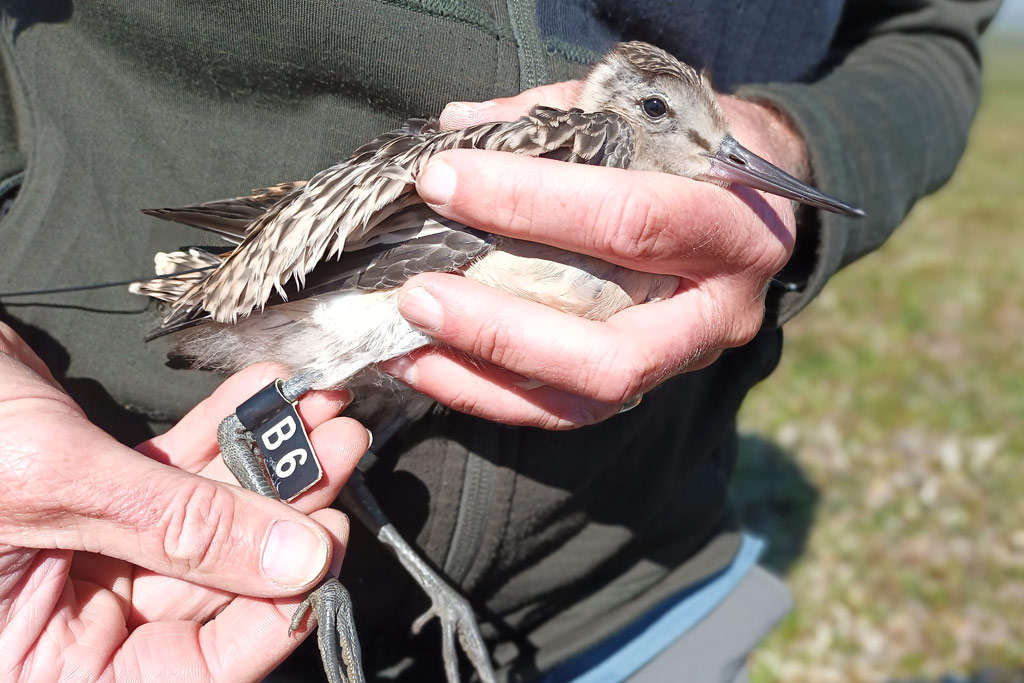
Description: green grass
735,38,1024,682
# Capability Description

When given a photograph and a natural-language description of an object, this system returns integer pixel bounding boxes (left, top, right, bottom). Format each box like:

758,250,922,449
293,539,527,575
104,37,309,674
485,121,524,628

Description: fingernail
329,546,345,577
262,520,329,588
441,100,498,126
398,286,444,332
448,99,498,113
385,355,417,386
417,161,456,208
328,514,349,577
315,388,352,411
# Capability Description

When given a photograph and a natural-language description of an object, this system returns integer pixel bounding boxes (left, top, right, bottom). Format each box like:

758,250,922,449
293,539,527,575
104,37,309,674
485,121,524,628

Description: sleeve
735,0,1002,324
0,58,23,187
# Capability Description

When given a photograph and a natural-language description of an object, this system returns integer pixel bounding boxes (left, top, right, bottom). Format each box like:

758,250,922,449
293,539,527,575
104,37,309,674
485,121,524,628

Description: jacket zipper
505,0,549,91
443,439,500,583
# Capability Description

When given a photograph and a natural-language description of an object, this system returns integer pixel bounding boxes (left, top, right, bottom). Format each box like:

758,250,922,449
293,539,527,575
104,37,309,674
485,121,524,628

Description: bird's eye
641,97,668,119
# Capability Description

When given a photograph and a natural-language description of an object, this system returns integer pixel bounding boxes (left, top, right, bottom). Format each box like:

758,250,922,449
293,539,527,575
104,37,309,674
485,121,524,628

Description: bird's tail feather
129,247,224,303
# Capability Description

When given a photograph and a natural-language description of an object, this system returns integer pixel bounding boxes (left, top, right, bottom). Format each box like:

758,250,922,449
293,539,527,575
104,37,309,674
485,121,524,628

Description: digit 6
275,448,308,478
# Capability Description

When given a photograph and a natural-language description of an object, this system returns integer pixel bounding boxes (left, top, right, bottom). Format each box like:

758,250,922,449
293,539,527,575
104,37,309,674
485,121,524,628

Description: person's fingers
109,509,348,682
387,273,750,407
438,81,583,130
399,85,799,432
128,569,231,629
69,551,134,609
126,415,367,625
136,362,350,473
384,347,620,430
0,414,361,597
198,415,368,509
415,151,793,280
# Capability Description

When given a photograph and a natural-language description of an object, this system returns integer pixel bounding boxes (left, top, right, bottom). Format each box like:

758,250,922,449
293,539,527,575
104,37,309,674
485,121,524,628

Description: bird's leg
217,373,364,683
341,470,496,683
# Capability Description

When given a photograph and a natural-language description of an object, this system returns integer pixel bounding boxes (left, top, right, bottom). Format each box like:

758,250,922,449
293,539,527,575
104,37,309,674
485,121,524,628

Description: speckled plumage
133,94,668,389
169,108,636,326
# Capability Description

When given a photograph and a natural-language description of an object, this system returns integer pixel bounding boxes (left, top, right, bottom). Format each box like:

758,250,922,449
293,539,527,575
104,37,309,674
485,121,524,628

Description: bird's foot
411,580,497,683
343,477,497,683
290,577,365,683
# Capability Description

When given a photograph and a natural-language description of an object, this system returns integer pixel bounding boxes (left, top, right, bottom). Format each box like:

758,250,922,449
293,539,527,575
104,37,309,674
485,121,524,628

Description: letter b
261,415,296,451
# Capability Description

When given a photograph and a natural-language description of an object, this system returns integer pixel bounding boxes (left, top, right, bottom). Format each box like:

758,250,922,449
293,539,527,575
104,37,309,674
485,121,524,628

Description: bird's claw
411,583,497,683
291,577,365,683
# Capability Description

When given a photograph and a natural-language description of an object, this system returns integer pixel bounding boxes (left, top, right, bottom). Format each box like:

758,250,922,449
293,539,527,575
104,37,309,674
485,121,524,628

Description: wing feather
142,182,307,244
169,108,634,323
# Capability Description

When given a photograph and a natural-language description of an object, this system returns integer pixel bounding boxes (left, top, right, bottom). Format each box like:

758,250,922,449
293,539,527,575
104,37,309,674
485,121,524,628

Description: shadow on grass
731,433,820,575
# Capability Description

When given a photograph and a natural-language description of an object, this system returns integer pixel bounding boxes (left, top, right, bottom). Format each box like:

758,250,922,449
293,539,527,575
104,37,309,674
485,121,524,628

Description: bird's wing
141,121,440,244
142,182,308,244
170,108,634,324
143,223,495,339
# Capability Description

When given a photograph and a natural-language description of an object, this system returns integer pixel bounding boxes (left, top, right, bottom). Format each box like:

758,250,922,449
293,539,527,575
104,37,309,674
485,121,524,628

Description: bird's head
577,42,864,217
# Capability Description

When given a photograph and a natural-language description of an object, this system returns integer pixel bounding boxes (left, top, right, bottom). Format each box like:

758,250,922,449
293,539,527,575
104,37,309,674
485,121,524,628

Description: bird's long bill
705,136,865,217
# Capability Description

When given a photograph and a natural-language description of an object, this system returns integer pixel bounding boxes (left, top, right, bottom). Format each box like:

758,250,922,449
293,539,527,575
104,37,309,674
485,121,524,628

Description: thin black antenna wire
0,266,217,298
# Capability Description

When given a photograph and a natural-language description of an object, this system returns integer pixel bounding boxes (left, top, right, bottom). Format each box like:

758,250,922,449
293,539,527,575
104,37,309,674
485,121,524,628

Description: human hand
0,323,369,681
383,81,808,429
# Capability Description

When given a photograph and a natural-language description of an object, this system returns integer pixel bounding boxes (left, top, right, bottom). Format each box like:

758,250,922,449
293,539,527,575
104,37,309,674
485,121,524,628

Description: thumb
113,453,339,597
5,423,336,597
123,459,338,597
0,327,338,598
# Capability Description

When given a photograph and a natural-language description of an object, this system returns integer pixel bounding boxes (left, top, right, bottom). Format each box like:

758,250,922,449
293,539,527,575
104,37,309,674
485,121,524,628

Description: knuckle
589,185,672,263
487,169,538,235
696,282,767,353
748,237,791,281
157,480,236,574
719,301,766,349
573,346,647,405
537,413,582,431
686,348,725,373
442,384,484,419
470,316,523,370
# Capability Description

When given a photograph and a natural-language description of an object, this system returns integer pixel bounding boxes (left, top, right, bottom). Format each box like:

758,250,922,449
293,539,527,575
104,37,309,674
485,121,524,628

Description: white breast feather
173,290,431,389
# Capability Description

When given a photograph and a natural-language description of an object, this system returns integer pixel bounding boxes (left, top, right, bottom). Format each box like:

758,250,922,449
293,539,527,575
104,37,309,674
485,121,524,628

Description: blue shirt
539,0,845,90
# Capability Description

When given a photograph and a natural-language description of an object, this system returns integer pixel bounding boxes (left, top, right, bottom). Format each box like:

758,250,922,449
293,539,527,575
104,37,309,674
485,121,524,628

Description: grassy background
735,37,1024,682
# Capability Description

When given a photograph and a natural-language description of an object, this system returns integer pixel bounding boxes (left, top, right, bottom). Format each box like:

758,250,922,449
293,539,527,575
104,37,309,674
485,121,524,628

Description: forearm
736,0,1001,323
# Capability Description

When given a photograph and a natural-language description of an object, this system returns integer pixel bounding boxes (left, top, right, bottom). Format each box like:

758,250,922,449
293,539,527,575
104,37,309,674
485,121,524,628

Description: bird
130,41,863,683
